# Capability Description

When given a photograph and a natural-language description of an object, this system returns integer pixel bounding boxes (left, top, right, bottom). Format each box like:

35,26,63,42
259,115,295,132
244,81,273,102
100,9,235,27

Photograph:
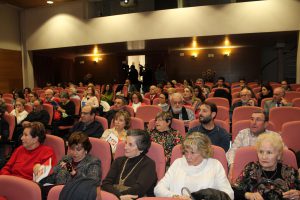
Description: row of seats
0,140,297,200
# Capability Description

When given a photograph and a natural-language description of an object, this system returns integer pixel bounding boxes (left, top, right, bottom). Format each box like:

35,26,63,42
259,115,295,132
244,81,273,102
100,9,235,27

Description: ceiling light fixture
47,1,54,4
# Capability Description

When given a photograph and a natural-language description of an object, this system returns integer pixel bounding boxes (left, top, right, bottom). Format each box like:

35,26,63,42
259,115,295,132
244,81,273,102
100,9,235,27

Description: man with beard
169,93,195,131
226,110,279,167
188,101,230,152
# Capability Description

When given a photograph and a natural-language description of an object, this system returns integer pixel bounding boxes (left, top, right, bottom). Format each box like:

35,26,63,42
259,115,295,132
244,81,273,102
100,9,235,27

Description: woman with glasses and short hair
10,98,28,125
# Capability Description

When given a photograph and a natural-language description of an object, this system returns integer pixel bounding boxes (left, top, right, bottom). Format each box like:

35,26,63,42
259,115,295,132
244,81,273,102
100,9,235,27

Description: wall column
296,31,300,83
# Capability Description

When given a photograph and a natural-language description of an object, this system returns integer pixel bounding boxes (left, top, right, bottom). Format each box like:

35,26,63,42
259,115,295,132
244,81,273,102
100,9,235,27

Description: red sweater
0,145,57,180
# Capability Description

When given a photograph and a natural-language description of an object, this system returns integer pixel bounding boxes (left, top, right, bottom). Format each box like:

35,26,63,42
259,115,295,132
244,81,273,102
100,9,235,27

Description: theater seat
0,175,41,200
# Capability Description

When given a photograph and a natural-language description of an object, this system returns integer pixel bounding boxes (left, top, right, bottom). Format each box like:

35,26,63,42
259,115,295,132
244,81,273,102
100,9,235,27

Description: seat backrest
284,91,300,102
3,113,16,140
44,134,65,161
281,121,300,152
2,93,13,98
231,87,241,94
232,106,263,124
43,103,54,125
95,116,108,130
290,84,300,91
188,119,200,130
3,97,13,104
142,98,151,105
101,191,119,200
231,92,240,99
232,120,251,142
231,146,298,183
215,106,229,123
135,105,162,123
24,104,33,113
148,118,185,138
88,138,112,181
206,97,229,108
0,175,41,200
215,119,230,133
170,144,228,175
269,107,300,132
114,142,166,180
5,103,14,113
232,98,257,106
70,97,81,116
292,98,300,108
260,97,273,109
252,87,261,95
47,185,64,200
152,98,160,105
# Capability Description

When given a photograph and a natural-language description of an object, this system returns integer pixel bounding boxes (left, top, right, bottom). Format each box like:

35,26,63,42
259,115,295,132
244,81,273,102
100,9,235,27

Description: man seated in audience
68,87,80,100
226,110,277,167
212,76,230,89
230,87,255,118
105,96,129,126
195,78,210,97
13,100,51,145
28,92,39,106
188,101,230,152
169,93,195,131
44,89,60,106
264,87,292,115
144,85,159,104
0,106,9,168
281,80,291,91
22,100,50,128
0,122,57,180
70,105,104,138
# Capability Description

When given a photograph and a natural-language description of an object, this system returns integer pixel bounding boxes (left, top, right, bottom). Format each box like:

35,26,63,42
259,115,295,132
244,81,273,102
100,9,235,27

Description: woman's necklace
261,166,278,181
116,156,144,191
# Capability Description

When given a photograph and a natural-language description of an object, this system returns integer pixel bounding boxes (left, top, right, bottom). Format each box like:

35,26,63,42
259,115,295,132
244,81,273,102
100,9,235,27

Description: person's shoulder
214,125,229,134
188,125,202,133
85,154,101,164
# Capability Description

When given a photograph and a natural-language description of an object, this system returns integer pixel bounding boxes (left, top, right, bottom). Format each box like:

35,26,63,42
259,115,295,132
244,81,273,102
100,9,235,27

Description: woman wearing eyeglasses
10,98,28,125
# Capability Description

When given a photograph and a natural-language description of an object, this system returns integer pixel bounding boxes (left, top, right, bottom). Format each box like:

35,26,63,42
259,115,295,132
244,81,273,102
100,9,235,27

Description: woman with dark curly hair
129,91,145,113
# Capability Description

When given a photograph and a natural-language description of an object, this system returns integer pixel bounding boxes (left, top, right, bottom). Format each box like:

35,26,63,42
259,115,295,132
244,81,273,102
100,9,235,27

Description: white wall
0,5,21,50
22,0,300,51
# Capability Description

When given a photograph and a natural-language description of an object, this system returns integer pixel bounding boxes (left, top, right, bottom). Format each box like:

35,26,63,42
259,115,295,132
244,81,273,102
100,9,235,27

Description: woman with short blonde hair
155,132,233,199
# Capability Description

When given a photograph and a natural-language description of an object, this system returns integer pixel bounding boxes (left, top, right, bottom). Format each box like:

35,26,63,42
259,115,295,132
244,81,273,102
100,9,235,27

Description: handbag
181,187,231,200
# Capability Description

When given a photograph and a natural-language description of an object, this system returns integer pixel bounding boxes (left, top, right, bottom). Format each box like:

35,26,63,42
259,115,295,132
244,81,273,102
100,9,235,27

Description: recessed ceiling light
47,1,54,4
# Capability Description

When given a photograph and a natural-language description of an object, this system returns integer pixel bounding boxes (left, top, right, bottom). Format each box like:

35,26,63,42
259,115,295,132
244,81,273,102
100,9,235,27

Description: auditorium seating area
1,80,300,200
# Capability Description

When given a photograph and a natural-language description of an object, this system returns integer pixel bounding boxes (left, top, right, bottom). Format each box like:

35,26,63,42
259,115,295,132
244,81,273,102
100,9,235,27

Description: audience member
188,101,230,152
28,92,39,105
40,132,102,199
157,92,169,112
10,98,28,125
105,96,129,126
193,85,206,102
281,80,291,91
154,132,234,199
258,84,273,106
0,122,57,180
0,106,9,143
44,89,60,107
102,129,157,199
52,92,75,137
195,78,210,97
264,87,292,116
68,87,80,100
169,93,195,130
101,84,114,105
212,77,230,90
12,89,25,104
226,110,277,166
230,88,255,118
129,92,145,113
70,105,103,138
144,85,159,104
23,87,31,98
149,111,182,164
101,110,131,153
183,86,202,111
81,86,99,108
233,132,300,200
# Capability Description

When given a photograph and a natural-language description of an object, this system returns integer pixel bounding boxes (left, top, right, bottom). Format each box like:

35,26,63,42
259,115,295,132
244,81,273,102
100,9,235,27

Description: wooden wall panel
0,49,22,93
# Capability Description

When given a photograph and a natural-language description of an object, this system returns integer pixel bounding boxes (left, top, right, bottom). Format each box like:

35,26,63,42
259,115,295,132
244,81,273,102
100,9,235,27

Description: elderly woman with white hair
154,132,234,199
233,132,300,200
